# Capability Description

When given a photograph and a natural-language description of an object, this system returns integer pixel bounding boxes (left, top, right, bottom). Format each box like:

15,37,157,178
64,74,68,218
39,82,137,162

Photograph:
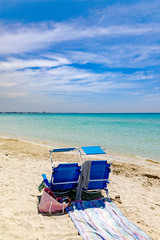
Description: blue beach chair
42,148,81,194
76,146,111,200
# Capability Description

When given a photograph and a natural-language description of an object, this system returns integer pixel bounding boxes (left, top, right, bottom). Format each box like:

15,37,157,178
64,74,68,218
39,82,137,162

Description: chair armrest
42,174,50,187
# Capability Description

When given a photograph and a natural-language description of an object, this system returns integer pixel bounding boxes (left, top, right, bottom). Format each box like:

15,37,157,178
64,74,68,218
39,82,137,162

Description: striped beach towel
66,198,151,240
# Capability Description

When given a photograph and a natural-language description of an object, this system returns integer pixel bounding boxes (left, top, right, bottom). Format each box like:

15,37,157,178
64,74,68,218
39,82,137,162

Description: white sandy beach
0,137,160,240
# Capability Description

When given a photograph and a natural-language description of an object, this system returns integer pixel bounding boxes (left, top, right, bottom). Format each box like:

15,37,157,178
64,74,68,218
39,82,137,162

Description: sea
0,113,160,161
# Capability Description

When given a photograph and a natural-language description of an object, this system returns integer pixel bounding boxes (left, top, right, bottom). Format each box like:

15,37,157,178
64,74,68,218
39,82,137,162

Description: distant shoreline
0,112,160,114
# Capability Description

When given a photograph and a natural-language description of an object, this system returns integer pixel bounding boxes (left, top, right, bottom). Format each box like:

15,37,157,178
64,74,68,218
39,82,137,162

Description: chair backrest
50,163,81,191
83,160,111,190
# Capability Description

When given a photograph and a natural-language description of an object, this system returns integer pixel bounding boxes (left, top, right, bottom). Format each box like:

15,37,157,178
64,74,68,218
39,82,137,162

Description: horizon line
0,112,160,114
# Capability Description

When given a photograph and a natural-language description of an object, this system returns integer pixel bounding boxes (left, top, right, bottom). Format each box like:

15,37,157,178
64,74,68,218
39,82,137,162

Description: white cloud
121,91,143,96
0,21,159,55
154,87,160,90
0,57,71,72
0,50,156,103
0,58,136,96
144,93,160,101
0,91,27,98
64,44,160,68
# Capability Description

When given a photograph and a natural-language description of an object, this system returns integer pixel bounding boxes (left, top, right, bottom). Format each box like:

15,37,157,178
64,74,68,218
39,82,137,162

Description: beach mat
66,198,151,240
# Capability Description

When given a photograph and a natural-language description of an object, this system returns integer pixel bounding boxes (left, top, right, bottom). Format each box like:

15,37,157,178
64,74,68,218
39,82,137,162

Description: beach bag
38,188,70,214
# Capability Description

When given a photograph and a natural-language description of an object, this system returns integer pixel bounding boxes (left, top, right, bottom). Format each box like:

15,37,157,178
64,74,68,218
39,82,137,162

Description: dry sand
0,137,160,240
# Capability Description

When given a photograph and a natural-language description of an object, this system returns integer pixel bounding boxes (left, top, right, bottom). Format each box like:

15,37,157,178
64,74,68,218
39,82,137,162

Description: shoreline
0,112,159,163
0,134,159,165
0,136,160,239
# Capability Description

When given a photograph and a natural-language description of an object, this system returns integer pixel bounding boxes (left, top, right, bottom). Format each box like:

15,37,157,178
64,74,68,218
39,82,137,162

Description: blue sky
0,0,160,113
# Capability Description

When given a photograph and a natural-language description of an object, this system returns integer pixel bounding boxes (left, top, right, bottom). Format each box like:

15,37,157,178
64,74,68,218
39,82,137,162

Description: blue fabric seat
85,160,111,190
42,163,81,191
51,163,81,191
42,148,81,192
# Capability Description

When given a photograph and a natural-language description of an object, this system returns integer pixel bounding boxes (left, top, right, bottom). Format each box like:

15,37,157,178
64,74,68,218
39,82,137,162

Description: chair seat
83,160,111,190
50,163,81,191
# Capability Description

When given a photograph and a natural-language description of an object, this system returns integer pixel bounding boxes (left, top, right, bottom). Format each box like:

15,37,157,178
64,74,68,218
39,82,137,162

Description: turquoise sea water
0,113,160,161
